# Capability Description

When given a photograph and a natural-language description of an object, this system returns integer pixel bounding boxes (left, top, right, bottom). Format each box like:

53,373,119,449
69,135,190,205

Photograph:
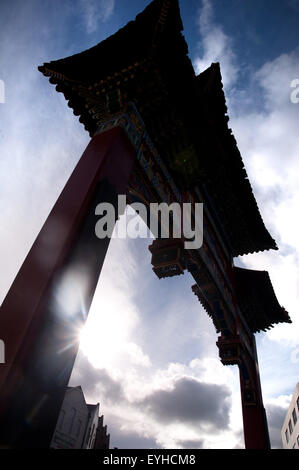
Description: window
297,396,299,412
286,429,289,443
289,419,293,435
293,408,297,426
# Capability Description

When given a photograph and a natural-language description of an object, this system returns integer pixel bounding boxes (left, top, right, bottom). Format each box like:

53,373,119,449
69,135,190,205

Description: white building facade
50,386,109,449
281,382,299,449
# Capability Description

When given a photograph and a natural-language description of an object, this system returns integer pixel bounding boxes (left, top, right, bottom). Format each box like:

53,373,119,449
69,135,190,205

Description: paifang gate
0,0,291,449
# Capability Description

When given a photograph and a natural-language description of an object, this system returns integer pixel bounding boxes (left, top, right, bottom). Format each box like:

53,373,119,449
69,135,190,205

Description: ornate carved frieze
94,103,242,337
148,239,186,279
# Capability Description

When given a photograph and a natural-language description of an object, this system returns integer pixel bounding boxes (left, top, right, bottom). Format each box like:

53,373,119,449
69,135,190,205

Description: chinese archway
0,0,291,448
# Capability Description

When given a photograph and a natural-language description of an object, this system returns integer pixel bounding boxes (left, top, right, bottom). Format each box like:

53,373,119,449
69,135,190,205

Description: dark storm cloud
70,353,125,403
140,377,231,431
175,438,205,449
266,404,288,449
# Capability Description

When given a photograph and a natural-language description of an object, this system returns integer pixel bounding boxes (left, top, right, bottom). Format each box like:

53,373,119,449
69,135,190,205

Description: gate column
239,339,271,449
0,126,136,448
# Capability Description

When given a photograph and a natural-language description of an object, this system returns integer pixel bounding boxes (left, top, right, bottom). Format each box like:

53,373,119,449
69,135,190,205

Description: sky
0,0,299,450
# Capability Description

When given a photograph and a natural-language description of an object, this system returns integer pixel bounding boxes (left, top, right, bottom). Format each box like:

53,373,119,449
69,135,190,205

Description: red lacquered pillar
240,337,271,449
0,126,135,448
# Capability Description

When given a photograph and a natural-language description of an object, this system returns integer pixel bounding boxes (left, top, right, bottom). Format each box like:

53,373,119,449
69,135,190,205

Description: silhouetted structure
94,415,110,450
50,386,110,449
281,382,299,449
0,0,291,449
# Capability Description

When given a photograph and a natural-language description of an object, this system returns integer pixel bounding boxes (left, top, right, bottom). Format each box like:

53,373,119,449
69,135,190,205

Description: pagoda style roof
194,63,278,256
39,0,184,86
38,0,277,257
234,267,291,333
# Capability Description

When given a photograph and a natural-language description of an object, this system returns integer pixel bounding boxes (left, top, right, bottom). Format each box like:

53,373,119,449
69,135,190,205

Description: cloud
0,0,90,304
69,346,240,448
70,354,125,404
266,403,289,449
140,377,231,431
230,50,299,345
77,233,153,376
78,0,115,33
174,438,204,449
194,0,238,89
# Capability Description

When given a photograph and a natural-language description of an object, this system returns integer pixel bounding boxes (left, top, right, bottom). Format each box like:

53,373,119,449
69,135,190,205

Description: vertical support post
0,126,136,448
239,337,271,449
227,264,270,449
